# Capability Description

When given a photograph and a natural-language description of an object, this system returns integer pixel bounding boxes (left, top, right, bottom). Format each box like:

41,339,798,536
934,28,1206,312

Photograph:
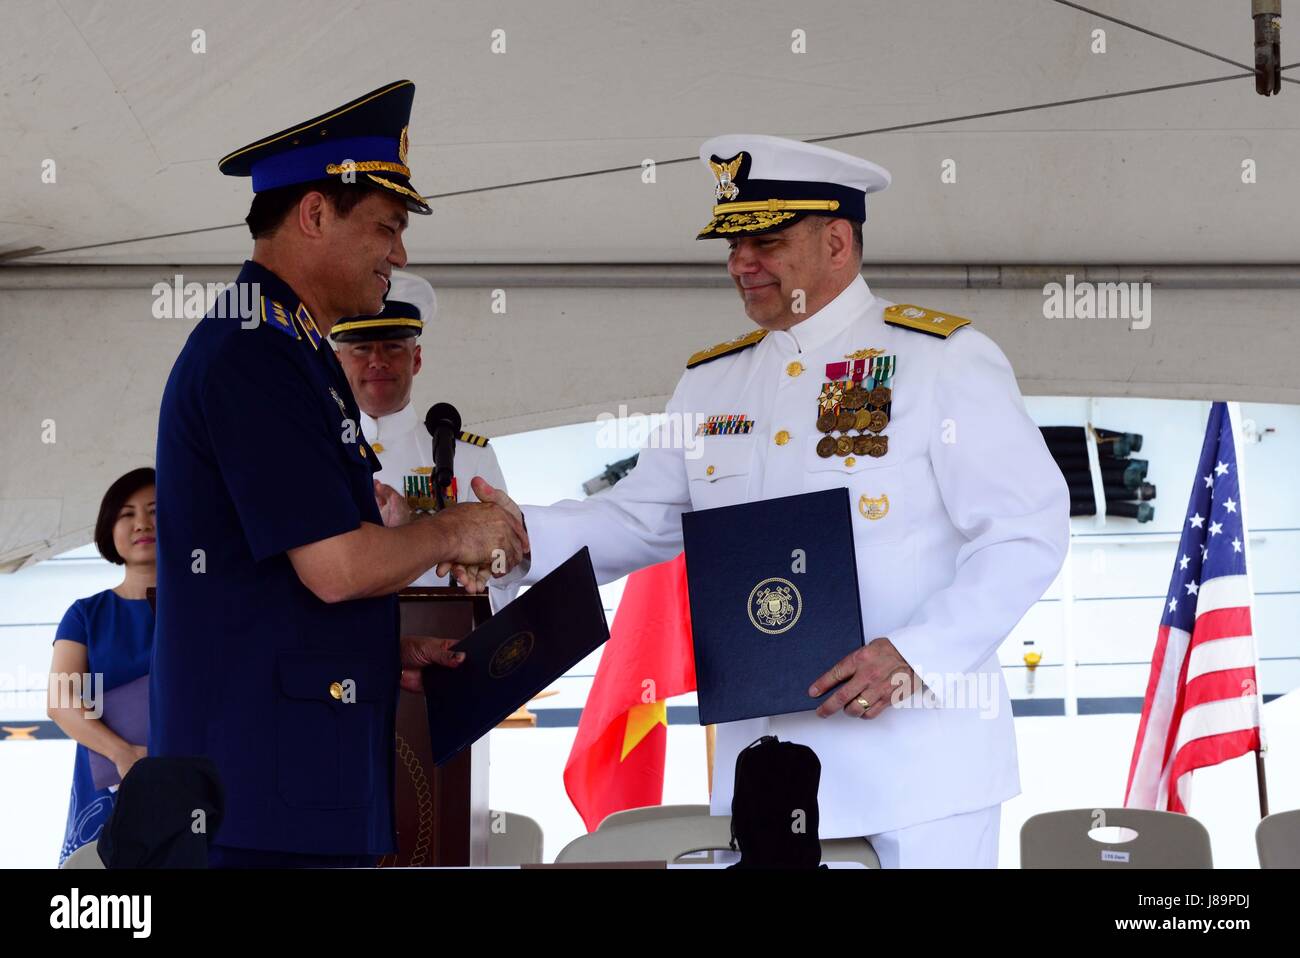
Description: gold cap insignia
398,125,410,165
709,154,744,202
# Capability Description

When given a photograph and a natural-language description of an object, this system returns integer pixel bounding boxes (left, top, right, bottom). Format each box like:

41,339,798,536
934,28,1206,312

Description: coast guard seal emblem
747,577,802,635
489,631,535,678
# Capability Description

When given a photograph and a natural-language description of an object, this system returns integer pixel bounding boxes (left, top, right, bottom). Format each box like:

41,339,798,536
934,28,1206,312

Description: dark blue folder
423,547,610,765
682,488,865,724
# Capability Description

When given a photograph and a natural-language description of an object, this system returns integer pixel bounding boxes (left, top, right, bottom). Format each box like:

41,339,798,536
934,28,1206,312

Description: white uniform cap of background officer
330,269,438,343
386,270,438,325
696,134,891,240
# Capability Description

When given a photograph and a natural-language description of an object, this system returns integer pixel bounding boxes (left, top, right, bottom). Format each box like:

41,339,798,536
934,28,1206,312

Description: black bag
728,735,825,869
98,757,224,868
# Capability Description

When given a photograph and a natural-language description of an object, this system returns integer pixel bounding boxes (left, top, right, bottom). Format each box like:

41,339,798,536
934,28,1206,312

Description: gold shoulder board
457,430,489,447
686,329,769,369
883,304,972,339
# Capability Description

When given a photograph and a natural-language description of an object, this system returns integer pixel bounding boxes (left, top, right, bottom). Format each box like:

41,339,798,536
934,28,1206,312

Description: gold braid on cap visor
698,211,799,235
365,174,427,203
711,199,842,215
698,199,843,236
325,160,412,177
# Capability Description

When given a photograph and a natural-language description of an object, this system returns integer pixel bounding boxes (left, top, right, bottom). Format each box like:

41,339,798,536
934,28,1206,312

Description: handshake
375,475,529,593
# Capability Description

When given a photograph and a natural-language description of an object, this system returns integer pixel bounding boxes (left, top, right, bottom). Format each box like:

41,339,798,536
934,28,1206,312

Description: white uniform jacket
509,275,1069,837
361,402,517,604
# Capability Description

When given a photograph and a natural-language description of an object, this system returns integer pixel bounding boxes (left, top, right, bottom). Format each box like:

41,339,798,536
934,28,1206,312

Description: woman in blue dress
47,467,156,866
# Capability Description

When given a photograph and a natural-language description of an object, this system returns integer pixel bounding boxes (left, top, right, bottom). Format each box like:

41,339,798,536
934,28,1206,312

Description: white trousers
863,803,1002,868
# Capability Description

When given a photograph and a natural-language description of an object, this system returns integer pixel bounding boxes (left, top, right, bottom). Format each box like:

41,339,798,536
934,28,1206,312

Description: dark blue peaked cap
218,79,431,215
330,298,424,342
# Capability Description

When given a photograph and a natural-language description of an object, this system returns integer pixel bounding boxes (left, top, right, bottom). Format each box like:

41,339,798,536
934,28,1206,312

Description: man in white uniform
332,271,514,594
478,135,1069,866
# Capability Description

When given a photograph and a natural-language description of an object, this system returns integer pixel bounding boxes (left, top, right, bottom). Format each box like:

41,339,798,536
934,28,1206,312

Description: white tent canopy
1,0,1297,568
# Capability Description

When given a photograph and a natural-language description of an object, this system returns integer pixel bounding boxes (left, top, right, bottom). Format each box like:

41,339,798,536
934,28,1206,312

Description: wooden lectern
376,586,493,868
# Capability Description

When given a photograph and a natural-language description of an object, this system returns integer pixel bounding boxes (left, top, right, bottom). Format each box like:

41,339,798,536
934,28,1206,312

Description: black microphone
424,402,461,506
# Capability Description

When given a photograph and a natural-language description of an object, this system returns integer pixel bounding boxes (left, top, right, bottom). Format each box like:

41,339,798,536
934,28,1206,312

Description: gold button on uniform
774,430,791,446
706,465,716,476
372,442,385,453
786,361,804,377
359,446,367,458
845,457,857,467
329,681,344,700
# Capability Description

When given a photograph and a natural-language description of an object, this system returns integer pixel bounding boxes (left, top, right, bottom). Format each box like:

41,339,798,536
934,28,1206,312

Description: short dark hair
245,179,376,239
94,467,156,565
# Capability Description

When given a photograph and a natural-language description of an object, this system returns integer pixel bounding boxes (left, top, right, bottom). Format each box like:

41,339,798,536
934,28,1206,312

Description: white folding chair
1021,807,1212,868
1256,809,1300,868
487,810,545,866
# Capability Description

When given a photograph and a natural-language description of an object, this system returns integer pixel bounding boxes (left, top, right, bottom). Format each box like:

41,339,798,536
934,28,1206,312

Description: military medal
818,381,846,416
404,474,432,512
404,472,456,513
818,349,897,463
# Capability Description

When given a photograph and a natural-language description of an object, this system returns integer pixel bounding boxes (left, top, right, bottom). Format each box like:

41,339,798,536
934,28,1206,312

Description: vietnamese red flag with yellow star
563,552,696,832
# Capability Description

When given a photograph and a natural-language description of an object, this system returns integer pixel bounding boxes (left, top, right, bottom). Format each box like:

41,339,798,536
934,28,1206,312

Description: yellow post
705,724,717,796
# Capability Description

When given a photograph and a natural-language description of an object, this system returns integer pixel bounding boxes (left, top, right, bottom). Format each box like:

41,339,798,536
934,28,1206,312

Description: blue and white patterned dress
54,590,154,866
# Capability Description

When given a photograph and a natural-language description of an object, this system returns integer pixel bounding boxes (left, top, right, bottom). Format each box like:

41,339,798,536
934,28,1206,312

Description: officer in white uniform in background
477,135,1069,867
332,271,515,597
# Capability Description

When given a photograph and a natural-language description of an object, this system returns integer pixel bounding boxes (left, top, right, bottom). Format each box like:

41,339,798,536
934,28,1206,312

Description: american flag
1124,402,1263,813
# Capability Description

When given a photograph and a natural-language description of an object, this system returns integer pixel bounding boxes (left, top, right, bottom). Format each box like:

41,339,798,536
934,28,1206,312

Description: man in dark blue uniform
151,80,526,868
